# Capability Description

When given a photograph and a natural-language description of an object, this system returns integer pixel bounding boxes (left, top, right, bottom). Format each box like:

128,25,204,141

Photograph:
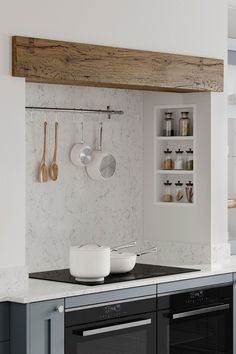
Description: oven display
99,304,128,320
185,290,208,305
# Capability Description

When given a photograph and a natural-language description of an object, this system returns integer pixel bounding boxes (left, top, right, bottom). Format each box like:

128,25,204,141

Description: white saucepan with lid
86,122,116,181
69,244,110,283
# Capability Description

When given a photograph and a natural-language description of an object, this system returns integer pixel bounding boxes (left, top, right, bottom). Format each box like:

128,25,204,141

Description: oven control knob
56,305,64,313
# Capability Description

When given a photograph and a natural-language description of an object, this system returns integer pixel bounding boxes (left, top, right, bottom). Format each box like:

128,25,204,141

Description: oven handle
74,318,152,337
170,303,230,320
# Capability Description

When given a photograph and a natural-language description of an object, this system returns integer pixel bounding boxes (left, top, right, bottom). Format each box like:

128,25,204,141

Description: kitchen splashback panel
26,83,143,272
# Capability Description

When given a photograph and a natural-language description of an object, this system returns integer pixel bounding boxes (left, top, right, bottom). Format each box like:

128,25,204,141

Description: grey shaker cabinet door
29,298,64,354
0,342,9,354
0,302,9,342
233,277,236,354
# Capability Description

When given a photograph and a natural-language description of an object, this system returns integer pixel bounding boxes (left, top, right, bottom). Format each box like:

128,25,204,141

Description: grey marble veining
26,84,144,271
0,266,28,298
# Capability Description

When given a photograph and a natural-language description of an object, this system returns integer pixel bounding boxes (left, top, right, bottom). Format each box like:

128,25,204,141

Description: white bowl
110,251,137,274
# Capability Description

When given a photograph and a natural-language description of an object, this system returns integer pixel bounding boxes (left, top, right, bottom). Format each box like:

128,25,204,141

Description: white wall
228,116,236,240
0,0,228,268
143,90,230,265
229,8,236,38
0,77,25,267
143,92,213,265
211,93,228,251
228,11,236,242
225,3,235,248
228,6,236,242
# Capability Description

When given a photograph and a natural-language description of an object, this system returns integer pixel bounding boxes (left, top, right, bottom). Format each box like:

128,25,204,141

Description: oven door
66,312,156,354
157,302,233,354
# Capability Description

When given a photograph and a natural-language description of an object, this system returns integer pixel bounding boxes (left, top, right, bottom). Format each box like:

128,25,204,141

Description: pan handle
137,247,158,257
111,241,137,252
98,122,103,151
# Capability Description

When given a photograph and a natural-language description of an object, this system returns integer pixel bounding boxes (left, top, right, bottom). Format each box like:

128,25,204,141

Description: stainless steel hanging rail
25,106,124,119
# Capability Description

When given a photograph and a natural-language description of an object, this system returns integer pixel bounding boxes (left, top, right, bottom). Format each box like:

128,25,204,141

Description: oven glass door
158,303,233,354
66,312,156,354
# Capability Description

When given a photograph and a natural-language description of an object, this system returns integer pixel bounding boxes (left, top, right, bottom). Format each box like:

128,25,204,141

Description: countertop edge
5,263,236,304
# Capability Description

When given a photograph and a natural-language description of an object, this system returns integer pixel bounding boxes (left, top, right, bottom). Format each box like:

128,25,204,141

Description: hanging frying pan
86,122,116,181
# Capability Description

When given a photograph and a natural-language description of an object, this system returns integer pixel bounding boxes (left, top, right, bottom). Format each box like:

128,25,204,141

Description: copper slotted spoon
38,121,48,183
49,121,59,181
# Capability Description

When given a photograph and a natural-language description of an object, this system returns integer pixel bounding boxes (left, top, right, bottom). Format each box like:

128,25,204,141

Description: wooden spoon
38,122,48,183
49,122,59,181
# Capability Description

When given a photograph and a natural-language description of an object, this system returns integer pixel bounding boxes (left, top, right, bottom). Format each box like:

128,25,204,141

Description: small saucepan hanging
86,122,116,181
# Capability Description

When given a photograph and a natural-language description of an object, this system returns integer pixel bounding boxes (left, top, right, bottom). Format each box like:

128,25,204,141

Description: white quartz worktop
4,257,236,304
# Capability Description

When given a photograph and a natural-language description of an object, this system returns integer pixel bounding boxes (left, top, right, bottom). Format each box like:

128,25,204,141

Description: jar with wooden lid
163,148,173,170
185,148,194,170
186,181,194,203
174,149,184,170
179,111,191,136
163,112,174,136
162,180,173,202
175,180,184,202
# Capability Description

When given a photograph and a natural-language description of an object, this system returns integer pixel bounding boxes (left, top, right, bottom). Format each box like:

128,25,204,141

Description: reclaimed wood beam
12,36,223,93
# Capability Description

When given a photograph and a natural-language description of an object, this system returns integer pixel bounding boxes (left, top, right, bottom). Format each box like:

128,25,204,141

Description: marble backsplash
26,84,144,272
137,240,210,266
25,84,226,271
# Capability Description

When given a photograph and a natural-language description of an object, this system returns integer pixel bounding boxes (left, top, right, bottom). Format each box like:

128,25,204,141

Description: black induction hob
29,263,199,286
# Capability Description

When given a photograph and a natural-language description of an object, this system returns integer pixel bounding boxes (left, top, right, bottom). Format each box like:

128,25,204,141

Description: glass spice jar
185,148,194,170
163,148,173,170
186,181,194,203
175,180,184,202
162,180,173,202
174,148,184,170
179,111,191,136
163,112,174,136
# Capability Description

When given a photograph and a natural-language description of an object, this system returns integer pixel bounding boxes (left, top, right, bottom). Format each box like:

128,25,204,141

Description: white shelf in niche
155,202,195,207
154,104,196,207
156,136,194,141
156,170,194,175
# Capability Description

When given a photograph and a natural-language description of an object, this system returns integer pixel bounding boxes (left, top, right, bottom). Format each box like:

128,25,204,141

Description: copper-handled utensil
38,122,48,183
49,122,59,181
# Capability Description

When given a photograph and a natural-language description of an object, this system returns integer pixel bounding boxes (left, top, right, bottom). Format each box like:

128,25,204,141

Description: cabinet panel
29,299,64,354
234,281,236,354
0,341,9,354
65,285,156,309
158,273,233,294
0,302,9,342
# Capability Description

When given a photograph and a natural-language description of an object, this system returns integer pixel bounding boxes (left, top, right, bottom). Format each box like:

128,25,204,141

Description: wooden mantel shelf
12,36,223,93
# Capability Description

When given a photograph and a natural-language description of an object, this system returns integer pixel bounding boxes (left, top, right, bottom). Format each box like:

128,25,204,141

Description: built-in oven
65,295,156,354
157,284,233,354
